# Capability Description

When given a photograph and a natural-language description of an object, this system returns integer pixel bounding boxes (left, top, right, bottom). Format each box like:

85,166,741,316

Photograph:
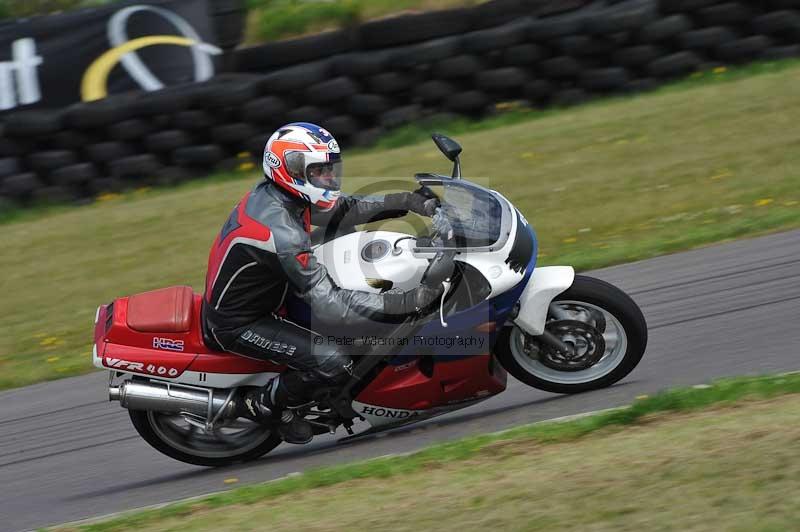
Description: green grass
52,372,800,531
0,0,113,19
249,0,360,42
3,60,800,391
5,0,473,40
245,0,482,43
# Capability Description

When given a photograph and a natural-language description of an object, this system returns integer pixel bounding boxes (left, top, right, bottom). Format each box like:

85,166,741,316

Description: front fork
535,303,576,355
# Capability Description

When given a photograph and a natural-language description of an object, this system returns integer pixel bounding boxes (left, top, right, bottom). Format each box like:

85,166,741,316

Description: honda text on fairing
92,134,648,467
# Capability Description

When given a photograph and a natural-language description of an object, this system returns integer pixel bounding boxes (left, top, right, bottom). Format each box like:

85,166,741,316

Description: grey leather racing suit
202,179,441,405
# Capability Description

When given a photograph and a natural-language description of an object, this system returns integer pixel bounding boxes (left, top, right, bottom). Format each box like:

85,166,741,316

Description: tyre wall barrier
209,0,247,51
1,0,799,210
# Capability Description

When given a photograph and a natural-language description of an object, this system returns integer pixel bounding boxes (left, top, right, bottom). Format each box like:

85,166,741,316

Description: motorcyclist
202,122,450,444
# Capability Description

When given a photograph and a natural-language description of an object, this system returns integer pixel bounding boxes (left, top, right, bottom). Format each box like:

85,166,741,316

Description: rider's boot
238,377,313,445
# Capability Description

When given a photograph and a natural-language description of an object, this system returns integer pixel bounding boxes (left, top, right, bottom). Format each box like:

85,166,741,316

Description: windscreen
438,181,503,248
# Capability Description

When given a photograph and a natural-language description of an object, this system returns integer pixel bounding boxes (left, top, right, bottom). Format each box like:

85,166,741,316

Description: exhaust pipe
109,385,121,402
110,380,238,419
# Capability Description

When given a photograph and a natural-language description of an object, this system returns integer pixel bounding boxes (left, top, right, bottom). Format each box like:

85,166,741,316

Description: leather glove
382,252,453,317
421,252,455,287
385,186,440,217
383,283,444,317
413,283,445,315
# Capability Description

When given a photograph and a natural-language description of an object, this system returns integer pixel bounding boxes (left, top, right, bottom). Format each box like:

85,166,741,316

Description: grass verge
244,0,482,43
54,372,800,531
2,59,800,390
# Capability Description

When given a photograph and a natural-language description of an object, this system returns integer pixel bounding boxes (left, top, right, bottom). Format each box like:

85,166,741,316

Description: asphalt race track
2,229,799,532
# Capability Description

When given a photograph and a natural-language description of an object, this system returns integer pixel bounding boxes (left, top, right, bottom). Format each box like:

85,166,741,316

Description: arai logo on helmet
327,140,340,153
265,151,281,168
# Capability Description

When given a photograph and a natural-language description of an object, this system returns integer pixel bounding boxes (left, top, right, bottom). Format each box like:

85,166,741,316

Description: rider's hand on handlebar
409,185,440,217
414,283,445,315
414,253,454,318
384,282,445,317
385,186,439,217
421,251,455,287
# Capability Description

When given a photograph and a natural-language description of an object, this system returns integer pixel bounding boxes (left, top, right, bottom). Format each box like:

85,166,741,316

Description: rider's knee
317,348,352,384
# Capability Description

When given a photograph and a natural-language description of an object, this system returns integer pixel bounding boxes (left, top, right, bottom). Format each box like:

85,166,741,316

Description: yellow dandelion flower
238,162,255,172
563,237,577,244
96,192,122,202
46,356,60,363
40,337,59,346
713,66,727,74
754,198,773,207
237,152,251,159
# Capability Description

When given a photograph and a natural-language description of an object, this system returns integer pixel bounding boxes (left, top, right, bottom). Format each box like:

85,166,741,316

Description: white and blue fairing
285,177,545,362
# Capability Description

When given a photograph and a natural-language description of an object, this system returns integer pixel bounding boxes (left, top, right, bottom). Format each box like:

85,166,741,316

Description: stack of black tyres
2,0,800,210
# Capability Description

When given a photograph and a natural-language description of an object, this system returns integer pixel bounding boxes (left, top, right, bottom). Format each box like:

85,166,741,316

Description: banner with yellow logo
0,0,219,113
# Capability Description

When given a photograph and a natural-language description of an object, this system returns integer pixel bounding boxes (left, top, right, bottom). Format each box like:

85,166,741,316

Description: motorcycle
92,133,647,467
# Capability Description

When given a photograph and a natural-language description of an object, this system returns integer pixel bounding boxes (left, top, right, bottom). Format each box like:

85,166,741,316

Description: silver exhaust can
109,380,237,418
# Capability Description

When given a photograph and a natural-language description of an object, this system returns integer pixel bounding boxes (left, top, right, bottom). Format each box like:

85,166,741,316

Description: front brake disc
538,319,606,372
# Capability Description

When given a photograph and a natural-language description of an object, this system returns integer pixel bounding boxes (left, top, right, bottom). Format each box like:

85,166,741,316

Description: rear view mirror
431,133,462,179
431,133,462,162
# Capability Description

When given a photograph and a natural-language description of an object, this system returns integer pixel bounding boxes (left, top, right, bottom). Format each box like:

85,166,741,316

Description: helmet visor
284,151,307,181
306,161,342,191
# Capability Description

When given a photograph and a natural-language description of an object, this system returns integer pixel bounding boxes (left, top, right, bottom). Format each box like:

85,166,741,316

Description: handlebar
420,207,457,288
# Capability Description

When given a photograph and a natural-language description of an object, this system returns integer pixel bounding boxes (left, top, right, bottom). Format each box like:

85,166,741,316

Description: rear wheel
129,409,281,467
496,275,647,394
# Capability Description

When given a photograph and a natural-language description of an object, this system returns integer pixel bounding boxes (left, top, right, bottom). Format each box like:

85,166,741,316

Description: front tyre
496,275,647,394
129,409,282,467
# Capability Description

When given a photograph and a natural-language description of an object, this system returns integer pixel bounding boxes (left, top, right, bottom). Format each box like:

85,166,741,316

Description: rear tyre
495,275,647,394
129,408,282,467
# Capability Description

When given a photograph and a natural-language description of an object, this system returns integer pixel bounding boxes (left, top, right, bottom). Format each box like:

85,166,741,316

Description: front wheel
496,275,647,394
129,409,282,467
